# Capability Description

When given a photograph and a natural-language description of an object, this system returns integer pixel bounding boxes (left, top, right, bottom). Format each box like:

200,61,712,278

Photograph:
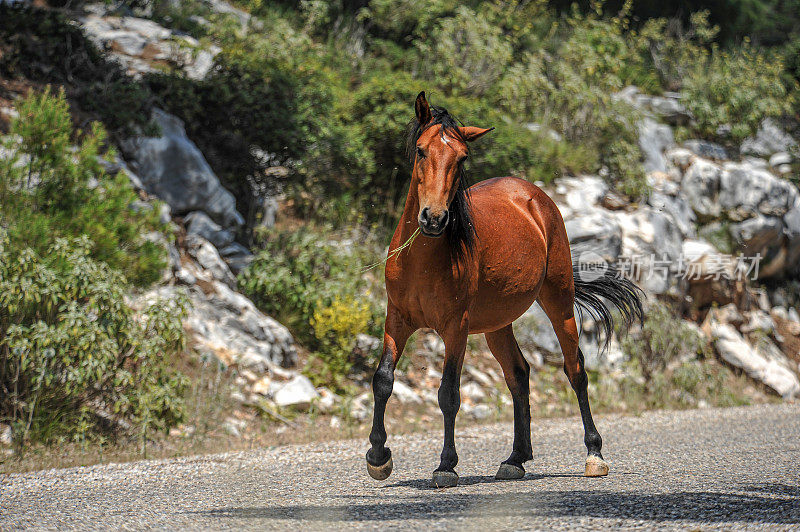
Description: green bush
0,232,188,445
415,6,512,97
619,300,706,385
683,45,795,143
310,294,373,388
0,88,168,286
238,226,383,344
239,226,384,387
496,28,648,196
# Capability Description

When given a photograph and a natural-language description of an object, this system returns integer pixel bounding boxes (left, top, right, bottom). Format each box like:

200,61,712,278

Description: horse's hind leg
538,282,609,477
366,304,414,481
485,324,532,480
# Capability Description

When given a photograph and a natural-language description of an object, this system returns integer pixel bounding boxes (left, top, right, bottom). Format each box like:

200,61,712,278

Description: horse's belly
468,290,538,333
468,201,549,333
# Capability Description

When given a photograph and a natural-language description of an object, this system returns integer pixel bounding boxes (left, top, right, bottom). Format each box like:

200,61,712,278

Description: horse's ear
460,126,494,142
415,91,431,126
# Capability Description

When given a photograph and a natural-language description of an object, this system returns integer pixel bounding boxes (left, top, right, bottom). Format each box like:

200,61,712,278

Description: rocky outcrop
79,7,220,80
706,315,799,399
121,109,244,230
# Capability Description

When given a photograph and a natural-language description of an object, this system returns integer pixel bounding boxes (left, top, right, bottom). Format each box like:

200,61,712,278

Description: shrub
0,88,168,286
310,295,372,387
682,44,794,143
0,232,187,445
0,5,154,137
496,43,647,197
619,300,705,385
238,226,383,347
415,6,512,97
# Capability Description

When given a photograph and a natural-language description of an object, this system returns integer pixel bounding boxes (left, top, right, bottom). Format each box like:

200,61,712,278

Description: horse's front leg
432,319,468,488
366,304,413,481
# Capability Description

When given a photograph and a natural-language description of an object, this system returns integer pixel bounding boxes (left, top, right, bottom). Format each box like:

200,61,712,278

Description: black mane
405,106,477,262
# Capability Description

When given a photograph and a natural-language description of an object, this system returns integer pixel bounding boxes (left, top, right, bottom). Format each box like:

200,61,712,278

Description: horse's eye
416,146,425,159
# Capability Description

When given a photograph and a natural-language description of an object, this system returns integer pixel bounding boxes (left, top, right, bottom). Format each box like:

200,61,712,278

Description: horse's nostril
440,210,449,227
420,207,430,224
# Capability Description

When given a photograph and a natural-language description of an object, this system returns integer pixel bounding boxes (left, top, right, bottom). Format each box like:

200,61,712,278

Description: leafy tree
0,87,168,286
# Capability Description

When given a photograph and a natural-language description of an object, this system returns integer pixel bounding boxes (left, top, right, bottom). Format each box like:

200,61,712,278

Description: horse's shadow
382,472,583,490
193,482,800,524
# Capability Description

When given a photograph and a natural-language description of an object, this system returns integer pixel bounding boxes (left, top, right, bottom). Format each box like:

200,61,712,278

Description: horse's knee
437,381,460,417
372,364,394,402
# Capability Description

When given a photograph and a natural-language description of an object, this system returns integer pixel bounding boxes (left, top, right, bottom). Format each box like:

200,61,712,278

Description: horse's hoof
495,463,525,480
584,455,609,477
366,452,393,481
431,470,458,488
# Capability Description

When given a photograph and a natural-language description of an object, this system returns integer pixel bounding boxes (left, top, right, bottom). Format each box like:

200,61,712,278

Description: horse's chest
385,262,467,328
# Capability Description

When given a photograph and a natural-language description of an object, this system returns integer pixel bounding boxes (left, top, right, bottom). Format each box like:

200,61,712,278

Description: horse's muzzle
419,207,448,237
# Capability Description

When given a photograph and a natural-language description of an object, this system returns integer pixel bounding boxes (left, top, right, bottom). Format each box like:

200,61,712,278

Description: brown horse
365,92,643,488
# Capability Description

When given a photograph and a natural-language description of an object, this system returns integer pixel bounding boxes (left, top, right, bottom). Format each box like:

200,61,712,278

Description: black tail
573,264,645,351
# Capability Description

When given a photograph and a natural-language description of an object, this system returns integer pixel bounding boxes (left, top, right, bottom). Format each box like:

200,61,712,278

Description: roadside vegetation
0,89,185,450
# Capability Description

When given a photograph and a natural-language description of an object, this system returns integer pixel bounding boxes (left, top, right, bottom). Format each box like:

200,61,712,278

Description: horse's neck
394,191,420,247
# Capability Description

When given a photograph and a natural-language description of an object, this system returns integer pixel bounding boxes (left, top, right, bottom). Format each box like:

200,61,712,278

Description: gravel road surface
2,403,799,530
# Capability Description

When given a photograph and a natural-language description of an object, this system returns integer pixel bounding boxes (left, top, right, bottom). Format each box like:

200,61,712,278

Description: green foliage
415,6,512,97
238,226,384,346
0,88,168,286
310,295,372,387
619,300,706,384
495,8,649,197
0,232,188,445
683,45,795,143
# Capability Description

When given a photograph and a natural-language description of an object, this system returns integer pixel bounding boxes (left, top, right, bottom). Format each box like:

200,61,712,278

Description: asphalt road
2,403,799,531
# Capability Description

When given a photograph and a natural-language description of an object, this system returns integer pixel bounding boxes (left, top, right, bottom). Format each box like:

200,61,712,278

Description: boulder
392,381,423,404
135,284,297,372
648,191,696,238
709,321,799,399
740,118,798,158
468,404,493,420
638,117,675,173
273,375,319,408
682,239,737,308
614,86,691,124
0,424,11,446
784,195,800,274
769,152,793,167
581,338,625,372
121,109,244,229
666,147,694,171
682,158,722,220
187,282,297,370
718,161,797,220
186,235,236,288
684,140,729,161
184,211,235,249
224,253,254,275
564,210,622,264
460,381,487,403
615,207,684,295
728,216,783,255
554,176,608,213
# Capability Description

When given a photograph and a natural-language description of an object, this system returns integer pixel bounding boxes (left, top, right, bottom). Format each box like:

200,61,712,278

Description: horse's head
409,92,492,237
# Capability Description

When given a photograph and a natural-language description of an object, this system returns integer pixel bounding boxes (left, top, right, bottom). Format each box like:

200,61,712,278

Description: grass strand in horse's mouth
361,228,421,272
